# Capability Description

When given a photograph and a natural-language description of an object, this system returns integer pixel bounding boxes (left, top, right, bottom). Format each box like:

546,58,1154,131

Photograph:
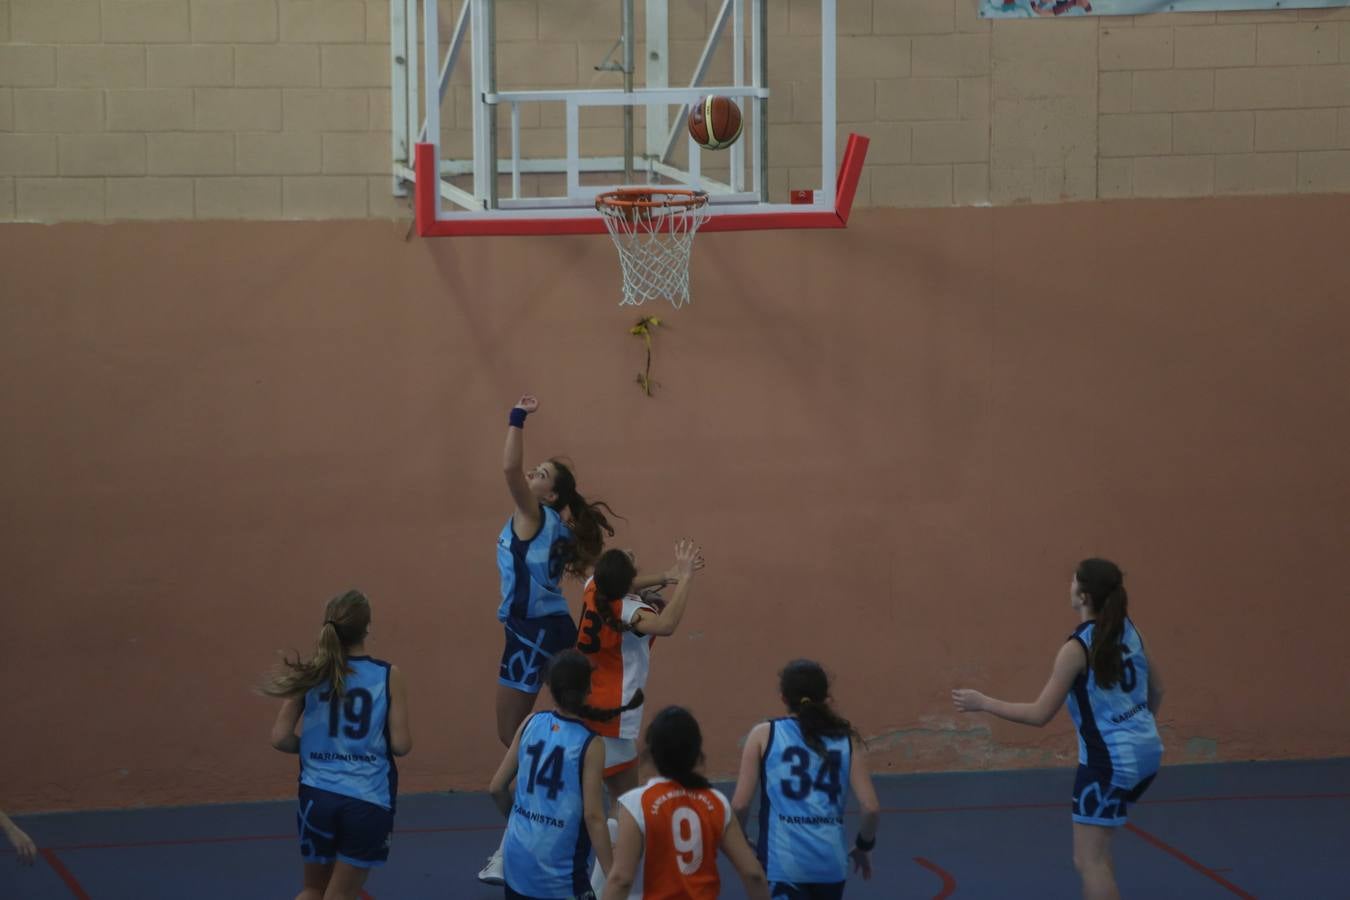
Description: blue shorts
1072,766,1156,827
770,882,846,900
499,614,579,693
297,784,393,868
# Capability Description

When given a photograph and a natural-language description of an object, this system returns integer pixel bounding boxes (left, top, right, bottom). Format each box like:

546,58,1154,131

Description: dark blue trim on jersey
570,731,596,897
508,510,541,620
380,661,399,815
1068,625,1112,774
756,719,780,870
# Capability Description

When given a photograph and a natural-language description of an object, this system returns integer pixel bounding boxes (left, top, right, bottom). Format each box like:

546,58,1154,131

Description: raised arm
953,640,1086,728
270,697,303,754
631,550,706,592
847,735,881,879
581,737,613,876
599,805,643,900
386,664,413,757
503,394,541,538
488,717,528,818
629,539,701,637
718,815,770,900
730,722,769,827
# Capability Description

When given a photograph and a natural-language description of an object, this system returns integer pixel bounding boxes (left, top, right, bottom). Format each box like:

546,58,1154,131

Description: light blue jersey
299,657,397,811
502,712,596,898
756,717,852,885
1067,618,1164,787
496,505,574,622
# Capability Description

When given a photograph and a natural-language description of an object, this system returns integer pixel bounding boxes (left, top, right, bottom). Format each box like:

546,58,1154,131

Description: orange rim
596,187,708,212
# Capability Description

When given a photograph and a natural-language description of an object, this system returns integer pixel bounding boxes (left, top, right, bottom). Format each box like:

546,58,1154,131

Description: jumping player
484,394,618,884
577,539,704,796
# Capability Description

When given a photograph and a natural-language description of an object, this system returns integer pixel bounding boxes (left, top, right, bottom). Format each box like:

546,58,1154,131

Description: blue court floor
3,758,1346,899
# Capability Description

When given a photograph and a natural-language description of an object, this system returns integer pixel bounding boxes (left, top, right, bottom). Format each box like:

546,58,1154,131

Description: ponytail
261,590,371,699
572,689,645,723
1077,558,1129,689
548,459,618,577
546,648,642,723
646,706,711,790
780,659,858,755
1089,585,1128,688
592,548,638,634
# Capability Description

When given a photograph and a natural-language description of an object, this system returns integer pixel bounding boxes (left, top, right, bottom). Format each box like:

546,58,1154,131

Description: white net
596,189,710,309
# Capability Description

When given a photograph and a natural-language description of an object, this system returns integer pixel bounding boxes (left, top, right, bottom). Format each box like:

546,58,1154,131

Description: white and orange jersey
616,778,729,900
576,577,655,739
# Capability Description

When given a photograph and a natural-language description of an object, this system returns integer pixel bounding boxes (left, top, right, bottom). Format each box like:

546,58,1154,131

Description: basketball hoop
595,188,710,309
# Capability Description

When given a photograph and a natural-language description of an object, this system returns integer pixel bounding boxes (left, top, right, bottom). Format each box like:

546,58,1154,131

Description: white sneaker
477,850,505,885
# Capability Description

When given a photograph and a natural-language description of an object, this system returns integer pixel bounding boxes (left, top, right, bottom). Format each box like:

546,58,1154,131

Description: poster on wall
983,0,1349,17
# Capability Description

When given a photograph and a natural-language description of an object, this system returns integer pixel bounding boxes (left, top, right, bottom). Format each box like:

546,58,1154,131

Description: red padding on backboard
414,132,870,238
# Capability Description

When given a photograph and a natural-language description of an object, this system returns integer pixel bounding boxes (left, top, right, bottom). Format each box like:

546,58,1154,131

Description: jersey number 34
780,748,843,805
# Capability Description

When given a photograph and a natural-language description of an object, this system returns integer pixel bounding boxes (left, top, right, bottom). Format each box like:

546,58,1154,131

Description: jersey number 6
1121,654,1138,693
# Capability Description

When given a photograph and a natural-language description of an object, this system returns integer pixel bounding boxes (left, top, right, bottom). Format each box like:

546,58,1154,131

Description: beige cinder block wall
1,0,1347,221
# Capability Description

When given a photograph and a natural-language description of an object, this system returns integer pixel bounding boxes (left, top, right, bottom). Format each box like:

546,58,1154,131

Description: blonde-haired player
601,706,769,900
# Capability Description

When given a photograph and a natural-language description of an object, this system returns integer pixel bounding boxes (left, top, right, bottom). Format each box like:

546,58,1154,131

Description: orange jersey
617,778,730,900
576,577,655,739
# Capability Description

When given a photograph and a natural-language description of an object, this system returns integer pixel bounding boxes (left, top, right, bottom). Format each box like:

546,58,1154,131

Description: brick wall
0,0,1347,220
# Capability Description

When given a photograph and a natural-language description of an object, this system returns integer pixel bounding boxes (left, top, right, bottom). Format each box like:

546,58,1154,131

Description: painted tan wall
1,0,1349,221
2,195,1348,812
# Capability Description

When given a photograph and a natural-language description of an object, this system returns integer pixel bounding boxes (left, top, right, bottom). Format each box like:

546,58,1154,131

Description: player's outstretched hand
514,394,539,414
951,688,988,713
672,539,702,578
664,549,705,583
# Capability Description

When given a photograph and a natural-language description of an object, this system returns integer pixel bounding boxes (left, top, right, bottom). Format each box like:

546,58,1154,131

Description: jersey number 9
670,807,704,875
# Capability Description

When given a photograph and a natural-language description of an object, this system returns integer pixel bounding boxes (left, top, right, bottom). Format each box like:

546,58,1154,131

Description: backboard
387,0,869,237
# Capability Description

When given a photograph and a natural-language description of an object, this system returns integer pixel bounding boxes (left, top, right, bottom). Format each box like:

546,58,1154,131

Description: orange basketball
687,96,743,151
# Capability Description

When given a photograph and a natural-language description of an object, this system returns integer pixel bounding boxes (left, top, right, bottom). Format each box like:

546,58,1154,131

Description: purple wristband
509,408,528,428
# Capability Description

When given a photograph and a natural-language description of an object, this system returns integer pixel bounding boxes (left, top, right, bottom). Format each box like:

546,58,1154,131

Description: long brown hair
645,706,711,790
781,659,858,755
591,548,638,634
548,459,618,577
262,590,371,699
1077,558,1128,688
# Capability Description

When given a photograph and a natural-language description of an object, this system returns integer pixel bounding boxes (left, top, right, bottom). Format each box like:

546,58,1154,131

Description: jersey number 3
577,609,604,654
780,748,843,805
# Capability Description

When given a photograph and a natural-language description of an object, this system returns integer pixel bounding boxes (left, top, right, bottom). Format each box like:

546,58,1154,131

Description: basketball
687,96,743,151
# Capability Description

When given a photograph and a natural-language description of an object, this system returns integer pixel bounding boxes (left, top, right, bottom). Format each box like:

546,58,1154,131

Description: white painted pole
644,0,668,168
391,0,409,196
